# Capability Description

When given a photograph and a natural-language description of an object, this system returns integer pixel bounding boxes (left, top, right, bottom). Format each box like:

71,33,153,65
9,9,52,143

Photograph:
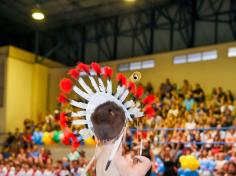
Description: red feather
76,63,90,74
62,129,71,145
103,66,113,78
59,78,73,93
142,94,156,105
60,112,67,128
127,81,136,94
91,62,102,75
71,137,80,150
144,105,155,118
135,86,144,99
57,94,69,104
68,68,80,80
116,73,127,86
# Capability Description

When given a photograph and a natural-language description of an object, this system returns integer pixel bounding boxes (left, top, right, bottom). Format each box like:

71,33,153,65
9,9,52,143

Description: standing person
58,62,153,176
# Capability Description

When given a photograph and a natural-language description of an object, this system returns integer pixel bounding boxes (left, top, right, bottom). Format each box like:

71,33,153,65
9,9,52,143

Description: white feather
79,128,92,140
124,100,135,109
73,86,90,101
98,78,106,92
89,76,100,92
115,86,125,99
78,77,93,95
72,120,88,126
106,79,112,95
119,89,129,103
70,100,87,109
135,111,144,118
128,107,144,118
71,111,86,117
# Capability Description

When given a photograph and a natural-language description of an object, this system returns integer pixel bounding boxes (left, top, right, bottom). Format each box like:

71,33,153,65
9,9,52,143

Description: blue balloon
184,169,192,176
155,156,165,174
32,131,43,145
178,168,184,175
191,170,199,176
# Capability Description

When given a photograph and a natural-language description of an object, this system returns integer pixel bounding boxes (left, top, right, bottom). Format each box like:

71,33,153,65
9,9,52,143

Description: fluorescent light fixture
228,47,236,57
202,50,218,61
142,60,155,69
32,11,45,20
173,55,187,64
130,62,141,70
124,0,136,2
187,53,201,63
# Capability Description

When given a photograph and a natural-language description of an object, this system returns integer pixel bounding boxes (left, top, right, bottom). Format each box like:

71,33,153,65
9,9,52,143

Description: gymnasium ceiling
0,0,170,33
0,0,235,66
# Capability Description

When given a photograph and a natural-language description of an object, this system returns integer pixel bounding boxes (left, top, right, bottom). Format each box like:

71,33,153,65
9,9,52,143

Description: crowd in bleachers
0,79,236,176
125,79,236,176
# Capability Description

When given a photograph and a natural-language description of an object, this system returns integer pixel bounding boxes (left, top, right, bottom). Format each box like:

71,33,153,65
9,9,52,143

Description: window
173,49,218,64
202,50,217,61
187,53,201,63
173,55,187,64
129,62,141,70
142,60,155,69
228,47,236,57
0,59,4,107
118,64,129,72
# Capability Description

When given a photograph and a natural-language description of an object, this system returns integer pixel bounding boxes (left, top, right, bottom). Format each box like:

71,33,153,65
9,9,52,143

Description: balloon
52,131,61,143
42,132,53,145
85,137,96,145
179,155,185,163
181,161,188,170
155,156,165,174
32,131,43,145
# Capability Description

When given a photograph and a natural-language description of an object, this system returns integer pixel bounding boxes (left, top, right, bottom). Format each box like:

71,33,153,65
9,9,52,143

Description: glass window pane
202,50,218,61
142,60,155,69
130,62,141,70
173,55,187,64
118,64,129,72
228,47,236,57
187,53,202,63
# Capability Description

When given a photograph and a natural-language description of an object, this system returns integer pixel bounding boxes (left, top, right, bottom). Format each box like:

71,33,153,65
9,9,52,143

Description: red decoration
58,94,69,104
60,112,67,128
59,78,73,93
72,138,80,150
144,105,155,118
91,62,102,75
68,68,79,80
142,94,156,105
76,63,90,74
116,73,127,86
103,66,113,78
62,129,71,145
135,86,144,99
127,81,136,94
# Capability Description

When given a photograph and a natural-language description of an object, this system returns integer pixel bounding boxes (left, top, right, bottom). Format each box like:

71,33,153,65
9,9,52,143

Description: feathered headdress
58,62,155,171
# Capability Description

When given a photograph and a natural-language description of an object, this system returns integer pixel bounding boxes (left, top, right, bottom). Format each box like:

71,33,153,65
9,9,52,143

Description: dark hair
91,101,126,141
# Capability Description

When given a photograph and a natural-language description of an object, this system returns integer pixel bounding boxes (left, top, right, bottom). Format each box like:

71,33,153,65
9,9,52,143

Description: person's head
91,101,126,141
228,162,236,175
196,83,200,89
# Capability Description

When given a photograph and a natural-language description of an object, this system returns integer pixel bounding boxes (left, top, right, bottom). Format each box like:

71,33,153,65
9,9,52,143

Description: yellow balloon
42,132,53,145
85,137,96,145
179,156,185,163
181,161,188,170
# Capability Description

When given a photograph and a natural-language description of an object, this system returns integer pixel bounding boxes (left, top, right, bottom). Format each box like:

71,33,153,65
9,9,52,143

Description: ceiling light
124,0,136,2
32,11,45,20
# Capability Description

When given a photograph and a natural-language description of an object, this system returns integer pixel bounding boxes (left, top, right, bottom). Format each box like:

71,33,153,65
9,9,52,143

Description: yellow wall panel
31,64,49,123
6,57,33,131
